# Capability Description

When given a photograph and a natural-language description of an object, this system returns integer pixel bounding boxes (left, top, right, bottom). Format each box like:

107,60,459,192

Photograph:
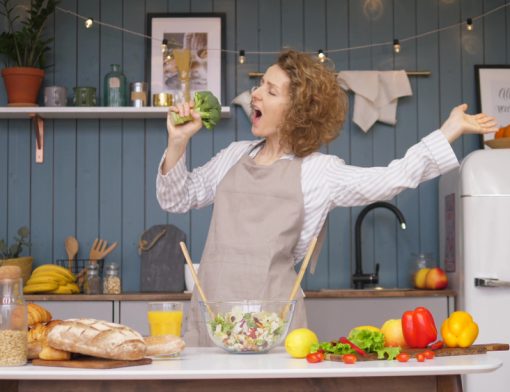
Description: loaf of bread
47,319,146,360
27,303,52,326
144,334,185,357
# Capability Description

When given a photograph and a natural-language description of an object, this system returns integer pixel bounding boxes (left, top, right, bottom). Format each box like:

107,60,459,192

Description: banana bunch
24,264,80,294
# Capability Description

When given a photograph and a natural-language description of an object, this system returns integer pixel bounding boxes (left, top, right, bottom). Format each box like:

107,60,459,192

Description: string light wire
49,2,510,56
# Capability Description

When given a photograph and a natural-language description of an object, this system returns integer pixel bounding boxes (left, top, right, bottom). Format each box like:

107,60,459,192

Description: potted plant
0,0,58,106
0,226,32,283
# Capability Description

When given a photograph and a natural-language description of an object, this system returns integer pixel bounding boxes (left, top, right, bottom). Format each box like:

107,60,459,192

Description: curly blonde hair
277,50,348,157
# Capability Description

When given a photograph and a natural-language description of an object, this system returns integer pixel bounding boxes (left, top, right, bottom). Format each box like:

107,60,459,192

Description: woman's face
250,64,291,139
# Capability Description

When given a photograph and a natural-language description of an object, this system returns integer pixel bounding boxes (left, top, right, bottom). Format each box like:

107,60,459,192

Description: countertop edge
25,289,456,301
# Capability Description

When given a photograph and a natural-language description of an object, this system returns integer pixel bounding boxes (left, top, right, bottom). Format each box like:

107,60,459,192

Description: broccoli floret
171,91,221,129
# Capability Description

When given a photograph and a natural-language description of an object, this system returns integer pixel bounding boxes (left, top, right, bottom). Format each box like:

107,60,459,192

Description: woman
157,50,497,346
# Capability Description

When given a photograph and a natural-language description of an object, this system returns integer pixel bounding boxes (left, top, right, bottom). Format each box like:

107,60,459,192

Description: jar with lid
411,252,433,288
85,262,101,294
103,64,127,106
0,267,27,366
103,263,121,294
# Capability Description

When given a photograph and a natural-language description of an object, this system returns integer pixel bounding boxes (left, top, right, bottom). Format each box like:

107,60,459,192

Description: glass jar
85,263,101,294
0,277,27,366
411,252,433,288
103,263,121,294
103,64,127,106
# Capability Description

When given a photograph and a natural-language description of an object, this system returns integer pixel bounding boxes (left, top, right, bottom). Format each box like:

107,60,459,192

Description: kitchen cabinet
32,301,114,322
27,290,454,340
306,297,449,341
120,301,190,336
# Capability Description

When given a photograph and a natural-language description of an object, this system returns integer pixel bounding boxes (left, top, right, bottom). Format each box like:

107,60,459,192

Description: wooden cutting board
32,356,152,369
326,343,509,362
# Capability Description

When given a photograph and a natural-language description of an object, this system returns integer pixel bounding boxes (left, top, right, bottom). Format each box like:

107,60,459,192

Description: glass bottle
0,276,27,366
85,263,101,295
103,64,127,106
103,263,121,294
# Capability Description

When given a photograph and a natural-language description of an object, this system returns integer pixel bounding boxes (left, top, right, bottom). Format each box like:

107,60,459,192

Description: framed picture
475,65,510,147
147,13,225,105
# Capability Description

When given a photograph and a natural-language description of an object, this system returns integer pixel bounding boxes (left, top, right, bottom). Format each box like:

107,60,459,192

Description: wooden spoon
179,241,214,319
65,236,79,272
281,236,318,319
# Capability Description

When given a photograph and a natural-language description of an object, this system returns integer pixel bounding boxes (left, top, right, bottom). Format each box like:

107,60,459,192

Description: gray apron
185,145,309,347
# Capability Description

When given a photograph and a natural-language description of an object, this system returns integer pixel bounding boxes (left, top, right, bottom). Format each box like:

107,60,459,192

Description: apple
425,267,448,289
414,268,431,289
380,319,407,347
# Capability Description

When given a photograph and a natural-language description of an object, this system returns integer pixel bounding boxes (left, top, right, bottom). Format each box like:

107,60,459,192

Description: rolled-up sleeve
327,130,459,207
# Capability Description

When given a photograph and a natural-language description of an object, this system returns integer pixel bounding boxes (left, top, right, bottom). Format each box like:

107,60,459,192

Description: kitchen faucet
352,202,407,289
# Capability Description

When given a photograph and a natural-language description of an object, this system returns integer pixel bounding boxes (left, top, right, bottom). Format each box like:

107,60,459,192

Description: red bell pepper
401,307,437,348
338,337,367,357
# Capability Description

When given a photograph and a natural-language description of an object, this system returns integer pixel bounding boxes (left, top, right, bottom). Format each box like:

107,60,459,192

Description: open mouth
251,107,262,123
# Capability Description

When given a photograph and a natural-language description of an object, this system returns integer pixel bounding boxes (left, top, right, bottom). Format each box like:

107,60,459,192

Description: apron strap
309,218,328,274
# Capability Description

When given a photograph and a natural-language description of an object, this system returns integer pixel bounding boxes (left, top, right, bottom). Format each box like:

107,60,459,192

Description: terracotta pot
1,67,45,106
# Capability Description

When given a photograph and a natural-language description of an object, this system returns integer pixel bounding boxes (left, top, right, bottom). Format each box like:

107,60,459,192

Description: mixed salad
207,307,287,352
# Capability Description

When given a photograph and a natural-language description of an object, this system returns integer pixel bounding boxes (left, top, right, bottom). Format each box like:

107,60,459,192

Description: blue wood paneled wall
1,0,506,291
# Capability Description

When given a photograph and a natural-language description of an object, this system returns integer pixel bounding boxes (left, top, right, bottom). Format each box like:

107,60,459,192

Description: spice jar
0,266,27,366
103,263,121,294
85,263,101,294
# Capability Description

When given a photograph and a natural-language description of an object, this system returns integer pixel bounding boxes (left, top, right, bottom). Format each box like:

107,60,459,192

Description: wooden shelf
0,106,231,163
0,106,231,119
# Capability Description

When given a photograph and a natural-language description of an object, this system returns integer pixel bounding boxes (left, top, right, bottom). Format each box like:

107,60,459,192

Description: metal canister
130,82,148,107
152,93,173,107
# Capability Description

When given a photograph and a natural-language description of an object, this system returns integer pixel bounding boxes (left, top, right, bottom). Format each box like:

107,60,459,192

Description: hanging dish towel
337,70,412,132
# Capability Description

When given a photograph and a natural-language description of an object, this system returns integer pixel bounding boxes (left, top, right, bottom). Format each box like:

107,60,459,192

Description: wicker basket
0,256,33,284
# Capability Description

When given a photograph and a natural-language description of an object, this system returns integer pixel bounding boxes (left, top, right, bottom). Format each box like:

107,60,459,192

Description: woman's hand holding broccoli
163,91,221,175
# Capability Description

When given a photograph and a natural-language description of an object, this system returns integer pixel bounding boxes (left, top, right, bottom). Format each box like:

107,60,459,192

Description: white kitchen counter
0,348,501,380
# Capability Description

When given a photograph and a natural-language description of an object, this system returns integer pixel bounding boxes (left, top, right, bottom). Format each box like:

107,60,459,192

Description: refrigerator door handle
475,277,510,288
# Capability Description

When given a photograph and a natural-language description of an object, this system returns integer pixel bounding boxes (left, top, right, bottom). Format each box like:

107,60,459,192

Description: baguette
47,319,146,360
144,334,185,357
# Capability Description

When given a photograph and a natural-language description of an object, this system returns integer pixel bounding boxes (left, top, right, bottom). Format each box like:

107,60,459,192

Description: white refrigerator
439,148,510,391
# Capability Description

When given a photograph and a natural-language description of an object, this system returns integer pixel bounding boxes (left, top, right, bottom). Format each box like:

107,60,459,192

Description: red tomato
306,352,324,363
342,354,357,364
429,341,444,350
396,353,410,363
416,353,426,362
423,350,435,360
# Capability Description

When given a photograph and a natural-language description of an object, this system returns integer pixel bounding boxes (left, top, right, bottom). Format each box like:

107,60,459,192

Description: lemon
284,328,319,358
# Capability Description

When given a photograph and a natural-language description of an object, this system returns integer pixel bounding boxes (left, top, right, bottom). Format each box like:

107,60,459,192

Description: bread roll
27,304,52,326
27,320,70,360
47,319,146,360
39,344,71,361
144,335,185,357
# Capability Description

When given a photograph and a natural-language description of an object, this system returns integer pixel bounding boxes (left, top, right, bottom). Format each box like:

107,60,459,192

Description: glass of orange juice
147,302,184,337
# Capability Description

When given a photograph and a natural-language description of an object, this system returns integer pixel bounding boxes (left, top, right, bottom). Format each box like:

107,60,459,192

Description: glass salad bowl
199,299,296,353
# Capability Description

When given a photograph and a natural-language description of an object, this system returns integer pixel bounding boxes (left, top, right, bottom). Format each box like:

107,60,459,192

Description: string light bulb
393,39,401,54
317,49,326,63
466,17,473,31
84,18,94,29
161,39,168,53
239,50,246,64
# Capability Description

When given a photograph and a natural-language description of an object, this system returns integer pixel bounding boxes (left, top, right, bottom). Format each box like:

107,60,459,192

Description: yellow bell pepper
441,311,479,348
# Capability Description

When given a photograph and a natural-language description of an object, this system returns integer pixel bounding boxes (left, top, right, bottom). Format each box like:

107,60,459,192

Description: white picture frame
475,65,510,148
147,13,224,105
